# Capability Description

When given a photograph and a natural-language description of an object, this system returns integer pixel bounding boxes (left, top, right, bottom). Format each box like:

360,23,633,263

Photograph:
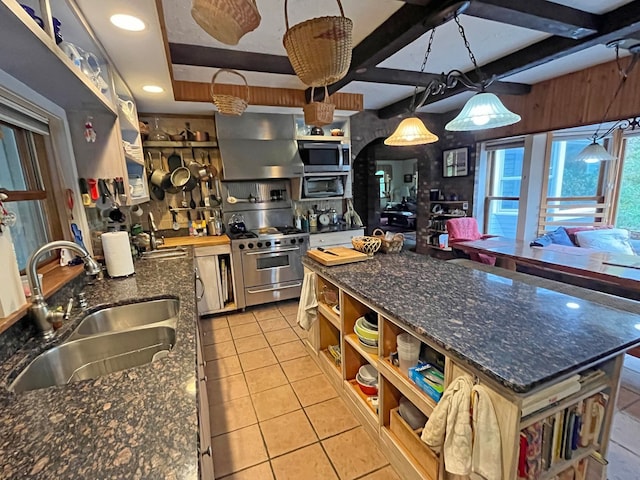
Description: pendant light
573,43,640,162
575,138,616,163
385,30,439,146
445,16,520,131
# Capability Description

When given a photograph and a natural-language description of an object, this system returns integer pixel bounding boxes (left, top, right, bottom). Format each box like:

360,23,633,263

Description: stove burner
276,226,305,235
228,231,258,240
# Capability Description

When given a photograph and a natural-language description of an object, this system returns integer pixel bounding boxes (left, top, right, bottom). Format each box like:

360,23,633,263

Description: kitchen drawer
195,245,231,256
309,229,364,249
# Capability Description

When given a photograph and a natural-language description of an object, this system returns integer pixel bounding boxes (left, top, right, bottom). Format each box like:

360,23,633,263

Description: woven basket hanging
191,0,261,46
210,69,250,116
303,86,335,127
282,0,353,87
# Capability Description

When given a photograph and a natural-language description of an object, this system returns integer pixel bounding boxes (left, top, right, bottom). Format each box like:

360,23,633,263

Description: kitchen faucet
26,240,102,339
148,212,163,250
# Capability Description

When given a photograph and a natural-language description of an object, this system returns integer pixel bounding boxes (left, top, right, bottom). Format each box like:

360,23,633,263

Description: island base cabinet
196,322,214,479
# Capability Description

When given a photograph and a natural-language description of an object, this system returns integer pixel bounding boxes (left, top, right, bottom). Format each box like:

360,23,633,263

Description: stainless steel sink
10,326,176,393
67,298,179,341
141,247,188,260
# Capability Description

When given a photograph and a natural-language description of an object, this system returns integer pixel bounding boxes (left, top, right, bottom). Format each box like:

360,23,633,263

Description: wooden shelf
429,213,466,218
379,357,437,418
431,200,468,204
519,377,610,429
318,302,340,329
540,446,597,480
345,333,378,366
320,348,341,378
297,135,347,142
346,379,378,419
143,140,218,148
428,229,448,234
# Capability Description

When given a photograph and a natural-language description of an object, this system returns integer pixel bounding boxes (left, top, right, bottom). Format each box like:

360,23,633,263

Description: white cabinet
194,245,237,315
309,229,365,249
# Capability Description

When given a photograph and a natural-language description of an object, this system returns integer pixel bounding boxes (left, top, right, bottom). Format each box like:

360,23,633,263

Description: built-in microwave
298,141,350,173
303,176,345,198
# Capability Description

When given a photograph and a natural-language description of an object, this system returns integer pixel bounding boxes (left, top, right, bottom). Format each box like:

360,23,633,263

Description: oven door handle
244,247,300,255
247,282,302,294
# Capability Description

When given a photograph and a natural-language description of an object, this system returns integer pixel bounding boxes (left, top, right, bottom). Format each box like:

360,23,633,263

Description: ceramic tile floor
201,302,640,480
200,301,400,480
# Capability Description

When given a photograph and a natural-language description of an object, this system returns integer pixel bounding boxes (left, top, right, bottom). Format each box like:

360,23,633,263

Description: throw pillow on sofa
575,228,635,255
530,227,574,247
565,225,613,246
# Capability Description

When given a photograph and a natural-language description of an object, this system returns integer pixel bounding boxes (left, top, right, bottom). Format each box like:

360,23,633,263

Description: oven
231,233,308,308
298,141,350,173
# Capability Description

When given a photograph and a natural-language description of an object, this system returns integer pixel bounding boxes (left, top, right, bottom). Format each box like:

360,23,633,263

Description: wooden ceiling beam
169,43,295,75
307,0,470,101
173,80,363,111
463,0,599,39
378,1,640,118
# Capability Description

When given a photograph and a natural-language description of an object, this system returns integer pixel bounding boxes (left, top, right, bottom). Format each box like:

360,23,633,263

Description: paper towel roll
0,227,27,317
102,231,135,277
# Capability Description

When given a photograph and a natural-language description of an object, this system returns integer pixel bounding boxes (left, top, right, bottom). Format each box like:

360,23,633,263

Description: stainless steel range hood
215,112,304,180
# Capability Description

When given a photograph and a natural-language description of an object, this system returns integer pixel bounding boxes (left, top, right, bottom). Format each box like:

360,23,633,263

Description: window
484,142,524,237
616,134,640,231
0,120,61,270
540,136,608,232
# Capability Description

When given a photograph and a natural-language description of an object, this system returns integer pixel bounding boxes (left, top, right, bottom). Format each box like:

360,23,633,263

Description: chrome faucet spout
26,240,101,338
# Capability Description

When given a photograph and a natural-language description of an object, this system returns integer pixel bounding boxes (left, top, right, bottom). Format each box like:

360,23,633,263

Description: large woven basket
352,236,381,256
191,0,261,46
210,69,249,116
282,0,353,87
372,228,404,253
303,86,335,126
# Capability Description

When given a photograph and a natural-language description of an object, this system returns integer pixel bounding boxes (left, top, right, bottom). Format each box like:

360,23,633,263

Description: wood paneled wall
477,58,640,140
174,80,363,112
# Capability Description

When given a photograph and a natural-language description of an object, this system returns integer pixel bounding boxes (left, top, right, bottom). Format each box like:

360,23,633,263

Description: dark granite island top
0,252,199,479
303,252,640,393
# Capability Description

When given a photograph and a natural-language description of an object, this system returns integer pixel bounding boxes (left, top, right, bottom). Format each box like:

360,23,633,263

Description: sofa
531,226,640,255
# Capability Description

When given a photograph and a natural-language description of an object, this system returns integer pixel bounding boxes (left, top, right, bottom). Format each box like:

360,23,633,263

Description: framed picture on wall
442,147,468,177
403,174,413,183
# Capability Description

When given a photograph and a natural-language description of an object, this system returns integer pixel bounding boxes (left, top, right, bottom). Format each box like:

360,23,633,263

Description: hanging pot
171,152,198,192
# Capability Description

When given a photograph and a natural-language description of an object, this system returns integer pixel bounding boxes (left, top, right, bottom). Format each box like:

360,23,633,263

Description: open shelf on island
318,302,340,329
345,333,378,366
346,378,378,419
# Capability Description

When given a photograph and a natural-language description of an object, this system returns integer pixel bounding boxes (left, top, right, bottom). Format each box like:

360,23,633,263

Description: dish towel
471,384,502,480
297,271,318,331
421,376,473,476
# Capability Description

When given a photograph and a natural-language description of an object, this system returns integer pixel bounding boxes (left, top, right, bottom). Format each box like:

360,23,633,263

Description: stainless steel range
230,227,308,308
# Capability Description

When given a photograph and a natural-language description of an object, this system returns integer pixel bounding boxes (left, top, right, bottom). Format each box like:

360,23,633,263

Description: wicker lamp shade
191,0,261,46
283,0,353,87
210,69,249,116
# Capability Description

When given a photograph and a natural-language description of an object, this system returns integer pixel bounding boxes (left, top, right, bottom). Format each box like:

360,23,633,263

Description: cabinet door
195,256,223,315
198,378,214,479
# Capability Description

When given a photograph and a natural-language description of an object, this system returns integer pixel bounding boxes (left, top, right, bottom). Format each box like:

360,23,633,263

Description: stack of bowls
354,314,378,349
356,364,378,395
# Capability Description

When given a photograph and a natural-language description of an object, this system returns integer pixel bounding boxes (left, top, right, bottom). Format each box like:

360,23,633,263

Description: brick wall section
350,111,478,254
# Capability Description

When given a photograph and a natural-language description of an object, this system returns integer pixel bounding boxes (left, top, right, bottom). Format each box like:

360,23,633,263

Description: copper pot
195,131,209,142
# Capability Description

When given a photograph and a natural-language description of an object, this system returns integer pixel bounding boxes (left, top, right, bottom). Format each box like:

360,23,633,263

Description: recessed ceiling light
110,14,145,32
142,85,164,93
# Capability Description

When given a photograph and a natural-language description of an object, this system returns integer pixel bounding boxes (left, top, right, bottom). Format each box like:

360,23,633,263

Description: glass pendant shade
575,140,616,163
445,92,521,131
384,117,439,146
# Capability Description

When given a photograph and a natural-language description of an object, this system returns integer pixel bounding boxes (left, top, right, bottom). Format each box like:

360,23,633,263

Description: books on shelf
517,392,608,479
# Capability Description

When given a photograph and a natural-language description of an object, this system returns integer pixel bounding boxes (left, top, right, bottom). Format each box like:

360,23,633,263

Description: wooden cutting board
307,247,369,266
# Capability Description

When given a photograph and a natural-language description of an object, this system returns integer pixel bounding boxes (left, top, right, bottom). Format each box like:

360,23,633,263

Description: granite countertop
303,252,640,393
0,253,198,479
308,224,365,234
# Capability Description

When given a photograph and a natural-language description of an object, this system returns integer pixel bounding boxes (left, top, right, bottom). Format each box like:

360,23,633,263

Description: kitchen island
0,253,200,479
302,252,640,480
